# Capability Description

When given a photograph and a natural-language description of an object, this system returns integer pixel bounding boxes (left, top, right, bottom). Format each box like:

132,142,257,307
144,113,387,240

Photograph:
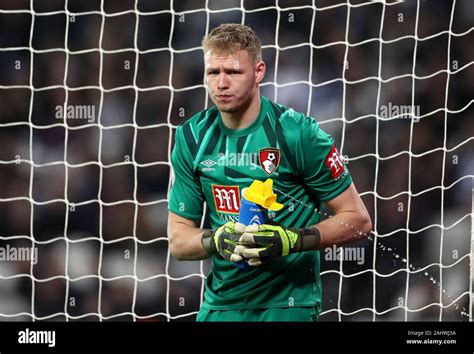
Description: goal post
0,0,472,322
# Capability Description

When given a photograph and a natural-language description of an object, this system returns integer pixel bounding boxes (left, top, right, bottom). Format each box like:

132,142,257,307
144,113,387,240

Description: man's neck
220,94,261,130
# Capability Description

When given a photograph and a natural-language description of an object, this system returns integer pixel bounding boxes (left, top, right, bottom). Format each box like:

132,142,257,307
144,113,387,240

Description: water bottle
233,179,283,270
234,197,269,269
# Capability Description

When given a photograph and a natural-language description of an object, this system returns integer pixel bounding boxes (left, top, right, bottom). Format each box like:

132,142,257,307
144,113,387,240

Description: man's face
204,49,265,113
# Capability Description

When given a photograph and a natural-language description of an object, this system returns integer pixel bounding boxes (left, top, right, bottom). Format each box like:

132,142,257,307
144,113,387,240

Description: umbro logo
201,159,217,167
201,159,217,171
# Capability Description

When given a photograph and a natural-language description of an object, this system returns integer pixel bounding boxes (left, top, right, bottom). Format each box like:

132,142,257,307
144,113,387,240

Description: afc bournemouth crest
259,148,280,175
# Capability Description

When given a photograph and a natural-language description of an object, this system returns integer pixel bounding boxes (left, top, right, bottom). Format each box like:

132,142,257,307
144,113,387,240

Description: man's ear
255,60,266,84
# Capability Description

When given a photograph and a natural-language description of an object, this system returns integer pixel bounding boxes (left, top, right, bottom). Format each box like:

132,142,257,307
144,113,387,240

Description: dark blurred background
0,0,472,321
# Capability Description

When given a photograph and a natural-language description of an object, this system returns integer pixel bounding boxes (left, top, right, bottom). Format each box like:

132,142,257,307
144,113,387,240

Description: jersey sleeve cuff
168,206,203,221
318,173,353,202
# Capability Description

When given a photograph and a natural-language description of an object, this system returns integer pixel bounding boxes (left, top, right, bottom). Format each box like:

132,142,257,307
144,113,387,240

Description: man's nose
217,73,229,89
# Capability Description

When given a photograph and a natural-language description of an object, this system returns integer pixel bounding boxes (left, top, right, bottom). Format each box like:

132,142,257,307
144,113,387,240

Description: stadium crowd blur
0,0,472,321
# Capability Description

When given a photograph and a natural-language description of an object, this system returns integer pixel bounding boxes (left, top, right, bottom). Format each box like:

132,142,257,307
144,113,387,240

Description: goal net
0,0,472,322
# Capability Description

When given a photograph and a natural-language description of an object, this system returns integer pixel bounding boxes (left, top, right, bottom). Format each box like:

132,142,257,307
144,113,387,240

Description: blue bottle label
239,198,267,225
234,198,268,269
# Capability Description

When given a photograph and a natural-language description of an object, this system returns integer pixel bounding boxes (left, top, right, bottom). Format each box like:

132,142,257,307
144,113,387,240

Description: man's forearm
169,223,211,261
310,211,372,250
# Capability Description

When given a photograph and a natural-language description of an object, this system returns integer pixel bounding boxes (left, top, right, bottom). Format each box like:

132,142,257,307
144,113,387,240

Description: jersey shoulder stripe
261,115,277,147
179,106,219,159
265,100,300,173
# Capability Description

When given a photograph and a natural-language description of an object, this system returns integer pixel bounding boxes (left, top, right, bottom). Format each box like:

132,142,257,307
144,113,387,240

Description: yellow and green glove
236,223,321,266
201,222,245,262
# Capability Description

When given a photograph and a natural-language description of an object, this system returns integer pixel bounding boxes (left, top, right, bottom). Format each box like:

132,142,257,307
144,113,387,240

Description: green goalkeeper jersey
169,95,352,310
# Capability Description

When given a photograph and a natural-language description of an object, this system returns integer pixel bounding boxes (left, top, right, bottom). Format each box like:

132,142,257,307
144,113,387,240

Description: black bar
0,321,472,353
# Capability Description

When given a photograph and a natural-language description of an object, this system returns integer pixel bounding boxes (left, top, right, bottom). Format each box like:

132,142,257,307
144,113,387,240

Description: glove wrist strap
297,227,321,252
201,229,216,256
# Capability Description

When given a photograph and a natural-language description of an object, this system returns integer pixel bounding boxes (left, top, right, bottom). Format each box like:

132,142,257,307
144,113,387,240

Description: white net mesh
0,0,472,321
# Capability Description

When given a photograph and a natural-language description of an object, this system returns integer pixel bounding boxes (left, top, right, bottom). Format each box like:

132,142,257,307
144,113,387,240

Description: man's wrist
296,226,321,252
201,229,216,256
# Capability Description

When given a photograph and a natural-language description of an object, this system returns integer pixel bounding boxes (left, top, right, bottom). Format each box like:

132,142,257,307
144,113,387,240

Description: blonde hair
202,23,262,64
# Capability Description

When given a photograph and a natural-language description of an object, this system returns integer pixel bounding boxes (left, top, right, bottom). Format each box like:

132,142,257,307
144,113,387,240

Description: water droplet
272,187,467,318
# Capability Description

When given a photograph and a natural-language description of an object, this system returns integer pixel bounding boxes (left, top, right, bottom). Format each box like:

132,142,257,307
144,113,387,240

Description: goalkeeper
168,23,372,321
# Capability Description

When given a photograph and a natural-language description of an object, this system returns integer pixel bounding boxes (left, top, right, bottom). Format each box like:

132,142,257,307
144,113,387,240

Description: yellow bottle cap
243,179,284,211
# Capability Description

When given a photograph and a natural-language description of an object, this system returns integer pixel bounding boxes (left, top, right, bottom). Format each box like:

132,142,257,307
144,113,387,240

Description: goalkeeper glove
237,223,321,266
201,222,245,262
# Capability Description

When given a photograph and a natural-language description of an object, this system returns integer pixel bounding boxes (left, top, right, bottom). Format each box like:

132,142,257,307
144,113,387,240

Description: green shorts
196,306,319,322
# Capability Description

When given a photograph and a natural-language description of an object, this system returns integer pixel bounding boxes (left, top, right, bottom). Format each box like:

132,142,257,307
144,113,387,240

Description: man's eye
208,71,219,75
